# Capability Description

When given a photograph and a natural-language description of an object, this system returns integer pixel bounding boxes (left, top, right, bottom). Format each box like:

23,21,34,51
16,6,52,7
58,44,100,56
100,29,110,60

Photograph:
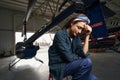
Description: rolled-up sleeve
75,37,90,58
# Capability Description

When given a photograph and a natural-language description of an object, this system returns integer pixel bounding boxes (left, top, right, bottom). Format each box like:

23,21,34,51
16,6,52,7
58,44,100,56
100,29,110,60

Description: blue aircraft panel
85,0,108,38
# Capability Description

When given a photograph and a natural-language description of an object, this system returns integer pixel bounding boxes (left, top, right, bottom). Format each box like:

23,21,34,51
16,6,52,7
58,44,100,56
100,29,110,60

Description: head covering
73,15,90,24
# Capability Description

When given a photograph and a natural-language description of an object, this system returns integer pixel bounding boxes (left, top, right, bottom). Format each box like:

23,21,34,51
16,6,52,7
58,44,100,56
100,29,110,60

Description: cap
73,15,90,24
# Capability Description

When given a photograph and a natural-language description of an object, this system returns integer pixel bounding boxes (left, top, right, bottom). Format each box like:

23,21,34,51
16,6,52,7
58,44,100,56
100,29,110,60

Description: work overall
49,28,98,80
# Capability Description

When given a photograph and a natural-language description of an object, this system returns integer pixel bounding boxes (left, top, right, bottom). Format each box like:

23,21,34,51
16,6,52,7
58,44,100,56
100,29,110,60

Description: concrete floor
0,47,120,80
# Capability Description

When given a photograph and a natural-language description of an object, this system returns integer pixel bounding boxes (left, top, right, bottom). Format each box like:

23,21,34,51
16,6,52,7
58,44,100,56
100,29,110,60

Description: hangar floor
0,47,120,80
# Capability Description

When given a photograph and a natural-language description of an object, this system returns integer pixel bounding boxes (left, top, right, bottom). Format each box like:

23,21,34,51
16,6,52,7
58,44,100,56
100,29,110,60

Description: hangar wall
0,7,24,57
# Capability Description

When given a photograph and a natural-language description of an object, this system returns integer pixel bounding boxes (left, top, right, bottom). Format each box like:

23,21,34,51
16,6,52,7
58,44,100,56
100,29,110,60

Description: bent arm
83,25,92,53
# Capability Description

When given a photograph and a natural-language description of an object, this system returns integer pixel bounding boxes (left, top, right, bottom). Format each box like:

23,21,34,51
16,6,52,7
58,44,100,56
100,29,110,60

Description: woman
48,14,98,80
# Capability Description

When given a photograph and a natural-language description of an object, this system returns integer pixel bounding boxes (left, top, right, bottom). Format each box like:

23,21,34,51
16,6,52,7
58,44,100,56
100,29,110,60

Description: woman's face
71,21,86,36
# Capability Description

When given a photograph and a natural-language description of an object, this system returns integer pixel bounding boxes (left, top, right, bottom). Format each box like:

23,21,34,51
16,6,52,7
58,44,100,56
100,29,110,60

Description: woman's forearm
83,35,90,53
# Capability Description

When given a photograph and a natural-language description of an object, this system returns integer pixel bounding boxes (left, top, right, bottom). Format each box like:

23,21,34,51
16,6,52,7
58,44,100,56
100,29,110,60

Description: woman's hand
84,25,92,36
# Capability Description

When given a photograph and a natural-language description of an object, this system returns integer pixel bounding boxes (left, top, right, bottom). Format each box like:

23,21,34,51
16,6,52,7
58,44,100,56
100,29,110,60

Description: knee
82,58,92,68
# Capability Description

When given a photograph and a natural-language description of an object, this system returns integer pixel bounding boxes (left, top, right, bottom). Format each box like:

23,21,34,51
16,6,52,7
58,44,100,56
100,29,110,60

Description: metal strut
24,4,76,45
